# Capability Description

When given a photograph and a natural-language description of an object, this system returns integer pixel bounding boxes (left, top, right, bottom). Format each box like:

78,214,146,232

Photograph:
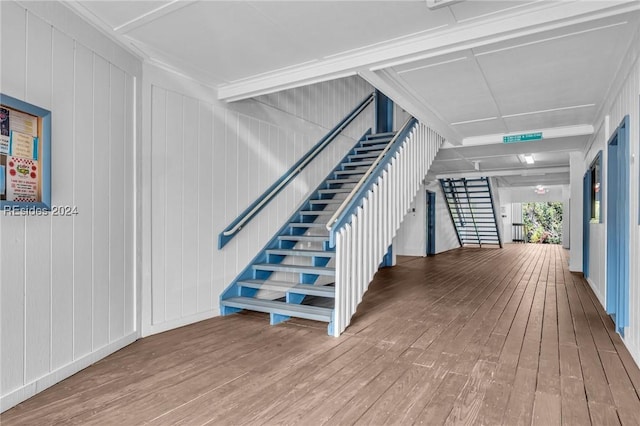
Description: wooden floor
3,244,640,425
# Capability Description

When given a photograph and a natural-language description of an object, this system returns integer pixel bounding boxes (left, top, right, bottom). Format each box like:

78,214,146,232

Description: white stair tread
238,279,335,297
266,248,335,257
221,297,333,322
253,263,335,275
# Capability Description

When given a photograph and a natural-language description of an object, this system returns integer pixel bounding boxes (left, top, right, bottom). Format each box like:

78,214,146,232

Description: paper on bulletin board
9,108,37,137
6,156,38,202
0,165,5,196
9,131,38,160
0,107,8,154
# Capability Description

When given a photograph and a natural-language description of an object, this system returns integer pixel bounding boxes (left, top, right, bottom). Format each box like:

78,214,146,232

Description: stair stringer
331,121,445,336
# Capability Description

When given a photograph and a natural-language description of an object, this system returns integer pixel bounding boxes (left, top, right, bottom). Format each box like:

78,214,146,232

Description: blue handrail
218,92,375,249
327,117,418,247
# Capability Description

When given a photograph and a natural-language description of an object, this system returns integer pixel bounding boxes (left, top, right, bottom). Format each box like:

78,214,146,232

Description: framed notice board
0,93,51,211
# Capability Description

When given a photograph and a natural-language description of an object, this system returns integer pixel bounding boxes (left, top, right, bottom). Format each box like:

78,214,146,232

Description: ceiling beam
435,166,570,180
217,1,640,101
114,1,196,34
444,124,595,149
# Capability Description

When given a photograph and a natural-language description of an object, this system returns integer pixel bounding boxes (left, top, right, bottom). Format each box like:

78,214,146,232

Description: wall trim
1,333,138,412
142,309,219,338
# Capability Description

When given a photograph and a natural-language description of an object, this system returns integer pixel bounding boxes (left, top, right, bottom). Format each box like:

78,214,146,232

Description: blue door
606,116,630,335
426,191,436,256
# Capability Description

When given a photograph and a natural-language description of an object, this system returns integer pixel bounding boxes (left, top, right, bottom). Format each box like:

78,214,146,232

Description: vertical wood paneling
124,73,135,334
109,65,126,341
0,215,26,393
24,12,52,384
1,2,138,411
197,102,214,313
164,91,184,321
92,55,110,349
182,96,199,316
50,28,75,369
73,43,94,358
150,86,167,324
0,2,26,98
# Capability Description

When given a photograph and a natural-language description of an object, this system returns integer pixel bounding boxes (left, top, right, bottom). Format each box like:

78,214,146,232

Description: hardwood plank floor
3,244,640,425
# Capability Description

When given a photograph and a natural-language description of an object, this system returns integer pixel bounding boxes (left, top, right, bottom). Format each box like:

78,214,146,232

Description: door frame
606,115,630,335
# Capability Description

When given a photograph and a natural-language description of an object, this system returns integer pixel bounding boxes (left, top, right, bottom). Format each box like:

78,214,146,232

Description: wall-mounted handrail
218,92,375,249
326,117,417,246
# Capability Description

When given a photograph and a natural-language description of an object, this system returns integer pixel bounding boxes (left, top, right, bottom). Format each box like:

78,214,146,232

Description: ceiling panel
475,18,637,115
126,2,311,83
248,1,455,60
503,105,597,132
452,118,508,138
394,54,501,124
80,1,170,29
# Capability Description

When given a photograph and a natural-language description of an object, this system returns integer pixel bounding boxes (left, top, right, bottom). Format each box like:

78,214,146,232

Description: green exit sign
503,132,543,143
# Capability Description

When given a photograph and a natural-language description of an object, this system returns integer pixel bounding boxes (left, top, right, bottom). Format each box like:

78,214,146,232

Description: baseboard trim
1,332,138,413
142,308,219,338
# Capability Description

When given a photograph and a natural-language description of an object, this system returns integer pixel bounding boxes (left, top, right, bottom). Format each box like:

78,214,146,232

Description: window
589,151,602,223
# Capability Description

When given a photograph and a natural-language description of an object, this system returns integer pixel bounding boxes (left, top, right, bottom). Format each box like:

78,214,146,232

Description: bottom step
221,297,333,323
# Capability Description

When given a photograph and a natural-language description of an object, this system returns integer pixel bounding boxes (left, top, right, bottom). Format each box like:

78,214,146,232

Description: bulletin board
0,93,51,210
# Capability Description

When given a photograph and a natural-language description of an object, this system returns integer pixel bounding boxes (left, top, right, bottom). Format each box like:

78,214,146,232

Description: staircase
440,177,502,248
220,131,396,335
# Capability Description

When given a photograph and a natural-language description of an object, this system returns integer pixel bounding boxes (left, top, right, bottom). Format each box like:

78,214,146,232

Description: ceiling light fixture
524,154,535,164
535,185,548,195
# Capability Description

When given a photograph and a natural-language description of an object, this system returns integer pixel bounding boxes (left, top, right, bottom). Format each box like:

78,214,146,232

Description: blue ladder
439,177,502,248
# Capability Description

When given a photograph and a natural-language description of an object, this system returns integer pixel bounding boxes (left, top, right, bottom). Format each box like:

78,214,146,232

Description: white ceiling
68,0,640,190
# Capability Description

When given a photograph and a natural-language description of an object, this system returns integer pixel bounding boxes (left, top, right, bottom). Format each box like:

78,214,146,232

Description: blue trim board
426,191,436,256
0,93,52,210
218,92,375,249
329,118,418,247
606,115,630,335
219,130,372,305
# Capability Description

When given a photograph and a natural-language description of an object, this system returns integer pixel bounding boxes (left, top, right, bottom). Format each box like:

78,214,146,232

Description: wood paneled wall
0,1,140,411
583,25,640,367
142,65,373,335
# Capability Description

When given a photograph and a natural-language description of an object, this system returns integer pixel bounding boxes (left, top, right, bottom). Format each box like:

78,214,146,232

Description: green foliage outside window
523,202,563,244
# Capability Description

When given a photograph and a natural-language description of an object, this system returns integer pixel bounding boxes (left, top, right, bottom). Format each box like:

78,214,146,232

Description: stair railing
218,92,375,248
327,118,444,336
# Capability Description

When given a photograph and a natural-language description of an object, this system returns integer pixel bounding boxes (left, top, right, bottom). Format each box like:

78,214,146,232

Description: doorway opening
522,202,563,244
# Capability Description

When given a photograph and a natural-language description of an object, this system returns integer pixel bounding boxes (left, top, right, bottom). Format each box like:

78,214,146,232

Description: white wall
0,1,140,411
394,181,459,256
580,23,640,366
142,66,373,336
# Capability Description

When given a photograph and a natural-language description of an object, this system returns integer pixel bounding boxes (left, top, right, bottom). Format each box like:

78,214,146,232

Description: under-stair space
220,132,396,334
440,177,502,248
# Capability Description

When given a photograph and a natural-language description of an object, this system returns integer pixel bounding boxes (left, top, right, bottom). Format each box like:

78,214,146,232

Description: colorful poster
6,156,38,202
0,107,8,154
9,131,37,160
0,165,5,196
